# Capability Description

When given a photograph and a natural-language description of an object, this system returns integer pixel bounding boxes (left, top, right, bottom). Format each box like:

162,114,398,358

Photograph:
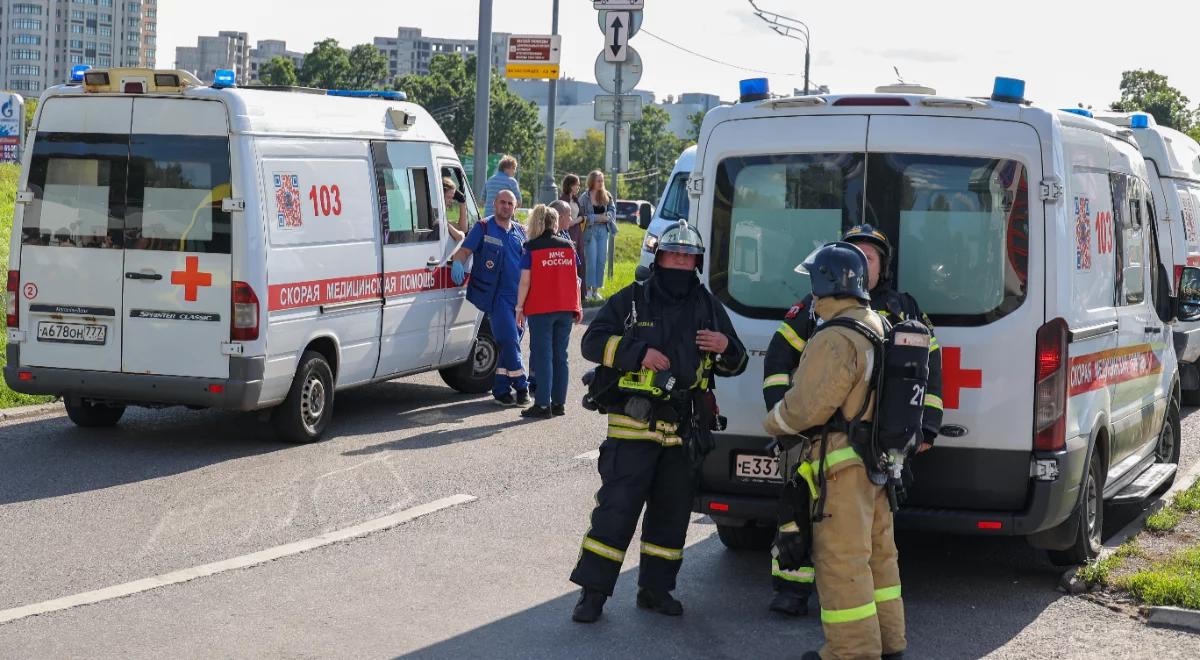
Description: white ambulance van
691,77,1199,564
1092,112,1200,404
3,68,496,442
635,145,695,280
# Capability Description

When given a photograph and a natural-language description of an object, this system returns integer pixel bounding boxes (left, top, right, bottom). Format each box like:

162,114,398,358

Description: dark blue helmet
842,223,892,283
796,241,871,302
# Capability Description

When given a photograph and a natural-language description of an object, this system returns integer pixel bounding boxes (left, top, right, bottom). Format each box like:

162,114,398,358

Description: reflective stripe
771,559,815,583
495,368,526,378
777,323,807,353
924,394,944,411
770,404,799,435
582,536,625,563
608,426,684,446
778,521,800,533
608,414,678,434
929,337,940,352
797,461,819,500
874,584,902,603
821,601,878,624
603,336,620,367
763,374,791,389
641,542,683,561
809,446,860,474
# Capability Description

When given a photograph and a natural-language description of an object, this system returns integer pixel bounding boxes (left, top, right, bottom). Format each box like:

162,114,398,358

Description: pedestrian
569,220,747,623
559,173,585,283
516,204,582,419
763,242,906,660
442,176,469,242
450,189,529,406
577,170,617,302
483,155,522,218
761,223,943,618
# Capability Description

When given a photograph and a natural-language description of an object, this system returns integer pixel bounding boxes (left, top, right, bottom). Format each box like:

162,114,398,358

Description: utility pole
749,0,811,95
473,0,493,198
538,0,561,204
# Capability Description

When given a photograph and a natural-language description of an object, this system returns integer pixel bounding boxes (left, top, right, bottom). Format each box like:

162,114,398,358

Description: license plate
733,453,783,483
36,321,107,346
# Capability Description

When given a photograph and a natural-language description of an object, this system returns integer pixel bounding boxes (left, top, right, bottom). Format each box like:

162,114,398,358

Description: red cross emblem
942,346,982,409
171,256,212,302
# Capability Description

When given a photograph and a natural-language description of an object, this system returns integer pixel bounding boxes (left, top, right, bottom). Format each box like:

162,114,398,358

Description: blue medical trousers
490,298,527,399
528,311,573,408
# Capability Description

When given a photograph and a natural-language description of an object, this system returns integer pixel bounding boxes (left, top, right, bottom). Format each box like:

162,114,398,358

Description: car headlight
642,234,659,253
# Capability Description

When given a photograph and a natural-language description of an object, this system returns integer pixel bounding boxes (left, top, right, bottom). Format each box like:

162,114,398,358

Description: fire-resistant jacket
763,286,944,443
763,297,885,474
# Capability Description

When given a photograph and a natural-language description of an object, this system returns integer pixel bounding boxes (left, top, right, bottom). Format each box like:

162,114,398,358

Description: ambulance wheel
272,351,334,443
716,524,775,551
1153,399,1181,492
1047,451,1104,566
439,326,498,394
64,397,125,428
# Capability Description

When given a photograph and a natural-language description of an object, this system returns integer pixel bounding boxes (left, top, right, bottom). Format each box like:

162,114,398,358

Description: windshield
659,172,690,221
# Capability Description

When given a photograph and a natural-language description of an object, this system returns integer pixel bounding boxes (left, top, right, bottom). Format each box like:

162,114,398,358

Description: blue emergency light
1061,108,1094,118
1130,113,1151,129
212,69,236,89
739,78,770,103
327,89,408,101
70,65,91,83
991,77,1026,104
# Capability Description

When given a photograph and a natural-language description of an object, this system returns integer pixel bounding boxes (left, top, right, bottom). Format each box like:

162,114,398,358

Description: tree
23,97,37,135
624,105,690,201
347,44,390,90
1111,70,1198,133
298,39,351,89
258,56,298,87
554,128,606,184
686,110,705,141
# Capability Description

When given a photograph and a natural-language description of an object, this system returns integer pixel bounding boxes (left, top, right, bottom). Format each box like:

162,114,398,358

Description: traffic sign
505,34,561,79
596,9,642,38
604,12,631,62
594,94,643,122
605,122,631,172
594,47,642,94
593,0,644,9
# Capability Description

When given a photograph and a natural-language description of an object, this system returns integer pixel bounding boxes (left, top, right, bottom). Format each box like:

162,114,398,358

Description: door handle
1145,326,1163,335
426,257,441,271
125,272,163,281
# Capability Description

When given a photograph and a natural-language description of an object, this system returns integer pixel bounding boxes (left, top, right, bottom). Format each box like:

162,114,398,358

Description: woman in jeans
559,173,585,285
577,170,617,302
517,205,583,419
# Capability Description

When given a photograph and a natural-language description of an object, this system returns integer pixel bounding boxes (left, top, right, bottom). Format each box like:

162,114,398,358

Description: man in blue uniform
451,189,530,405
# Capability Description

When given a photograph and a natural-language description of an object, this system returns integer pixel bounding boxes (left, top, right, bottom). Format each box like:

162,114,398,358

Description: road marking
575,449,600,460
0,493,476,626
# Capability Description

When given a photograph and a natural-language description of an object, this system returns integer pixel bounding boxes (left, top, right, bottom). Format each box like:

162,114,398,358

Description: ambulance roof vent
874,83,936,95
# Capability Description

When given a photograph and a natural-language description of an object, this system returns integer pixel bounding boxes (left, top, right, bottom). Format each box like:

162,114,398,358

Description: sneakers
521,404,553,419
515,390,530,406
768,591,808,617
551,404,566,417
493,394,518,407
636,588,683,616
572,588,607,623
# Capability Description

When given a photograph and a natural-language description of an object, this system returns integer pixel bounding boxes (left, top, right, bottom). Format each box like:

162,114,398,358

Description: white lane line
574,449,600,461
0,493,476,626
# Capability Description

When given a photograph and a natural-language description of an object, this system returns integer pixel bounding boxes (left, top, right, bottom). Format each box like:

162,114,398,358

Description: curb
0,400,63,423
1147,606,1200,633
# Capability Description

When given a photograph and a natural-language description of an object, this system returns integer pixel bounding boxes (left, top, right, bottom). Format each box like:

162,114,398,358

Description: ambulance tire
1153,399,1181,493
64,397,125,428
1047,451,1104,566
716,524,775,551
439,323,498,394
272,351,334,444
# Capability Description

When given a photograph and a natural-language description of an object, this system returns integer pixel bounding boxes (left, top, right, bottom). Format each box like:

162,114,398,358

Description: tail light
1033,318,1068,451
231,281,259,341
6,270,18,328
832,96,911,107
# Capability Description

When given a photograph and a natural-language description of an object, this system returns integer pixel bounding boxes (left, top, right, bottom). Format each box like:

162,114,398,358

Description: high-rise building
0,0,158,95
249,39,304,83
373,26,510,82
174,30,250,85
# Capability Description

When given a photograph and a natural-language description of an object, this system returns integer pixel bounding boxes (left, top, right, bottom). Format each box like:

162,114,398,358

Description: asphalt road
1,324,1198,658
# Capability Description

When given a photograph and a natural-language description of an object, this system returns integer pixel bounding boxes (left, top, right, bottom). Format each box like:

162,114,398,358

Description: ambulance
690,77,1200,564
1092,112,1200,404
3,68,496,443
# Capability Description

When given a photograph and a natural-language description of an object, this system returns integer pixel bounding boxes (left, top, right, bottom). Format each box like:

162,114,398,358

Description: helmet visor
794,245,825,276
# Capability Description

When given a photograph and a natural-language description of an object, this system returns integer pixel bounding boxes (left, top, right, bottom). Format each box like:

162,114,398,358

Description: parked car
614,199,652,224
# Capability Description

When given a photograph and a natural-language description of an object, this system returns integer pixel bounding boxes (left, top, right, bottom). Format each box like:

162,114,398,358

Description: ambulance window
709,153,866,318
374,163,436,245
125,134,232,254
660,172,690,222
866,154,1029,326
22,133,126,249
442,165,481,229
1111,173,1146,305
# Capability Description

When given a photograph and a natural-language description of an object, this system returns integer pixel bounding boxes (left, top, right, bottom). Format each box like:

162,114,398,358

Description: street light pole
538,0,561,204
748,0,811,95
472,0,493,198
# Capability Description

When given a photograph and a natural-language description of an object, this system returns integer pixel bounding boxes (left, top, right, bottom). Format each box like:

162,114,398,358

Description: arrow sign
604,11,630,62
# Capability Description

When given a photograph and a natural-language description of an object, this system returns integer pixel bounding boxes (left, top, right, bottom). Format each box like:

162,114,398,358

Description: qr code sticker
274,173,302,230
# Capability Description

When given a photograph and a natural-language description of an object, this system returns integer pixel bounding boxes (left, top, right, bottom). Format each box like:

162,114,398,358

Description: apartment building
373,26,509,82
248,39,304,83
174,30,249,85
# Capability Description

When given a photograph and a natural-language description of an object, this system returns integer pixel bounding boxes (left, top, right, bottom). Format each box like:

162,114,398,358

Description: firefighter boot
636,588,683,616
768,590,808,617
572,588,607,623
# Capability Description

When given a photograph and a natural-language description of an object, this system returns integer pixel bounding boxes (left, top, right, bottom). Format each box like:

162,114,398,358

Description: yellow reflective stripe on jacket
582,536,625,563
874,584,902,603
777,322,807,353
608,413,678,433
797,446,862,500
924,394,944,411
603,336,620,367
929,337,940,352
607,414,683,446
641,541,683,561
771,559,815,583
821,600,878,624
778,521,800,533
763,374,791,389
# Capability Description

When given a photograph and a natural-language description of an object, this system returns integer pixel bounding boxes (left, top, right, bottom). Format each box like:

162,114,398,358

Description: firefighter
570,220,747,623
762,223,942,617
765,242,905,660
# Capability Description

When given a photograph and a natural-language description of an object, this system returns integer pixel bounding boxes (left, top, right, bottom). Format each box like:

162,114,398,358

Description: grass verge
590,223,646,306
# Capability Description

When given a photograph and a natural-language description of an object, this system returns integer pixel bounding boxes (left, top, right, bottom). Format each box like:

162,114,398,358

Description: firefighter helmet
795,241,871,302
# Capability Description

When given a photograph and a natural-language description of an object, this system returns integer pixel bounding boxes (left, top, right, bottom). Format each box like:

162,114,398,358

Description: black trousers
570,437,695,596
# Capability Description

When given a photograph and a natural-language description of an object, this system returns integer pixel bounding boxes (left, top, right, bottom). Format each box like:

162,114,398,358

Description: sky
157,0,1200,111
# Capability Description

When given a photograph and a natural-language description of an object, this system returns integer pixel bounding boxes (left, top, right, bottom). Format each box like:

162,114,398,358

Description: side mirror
1176,266,1200,323
638,203,654,230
